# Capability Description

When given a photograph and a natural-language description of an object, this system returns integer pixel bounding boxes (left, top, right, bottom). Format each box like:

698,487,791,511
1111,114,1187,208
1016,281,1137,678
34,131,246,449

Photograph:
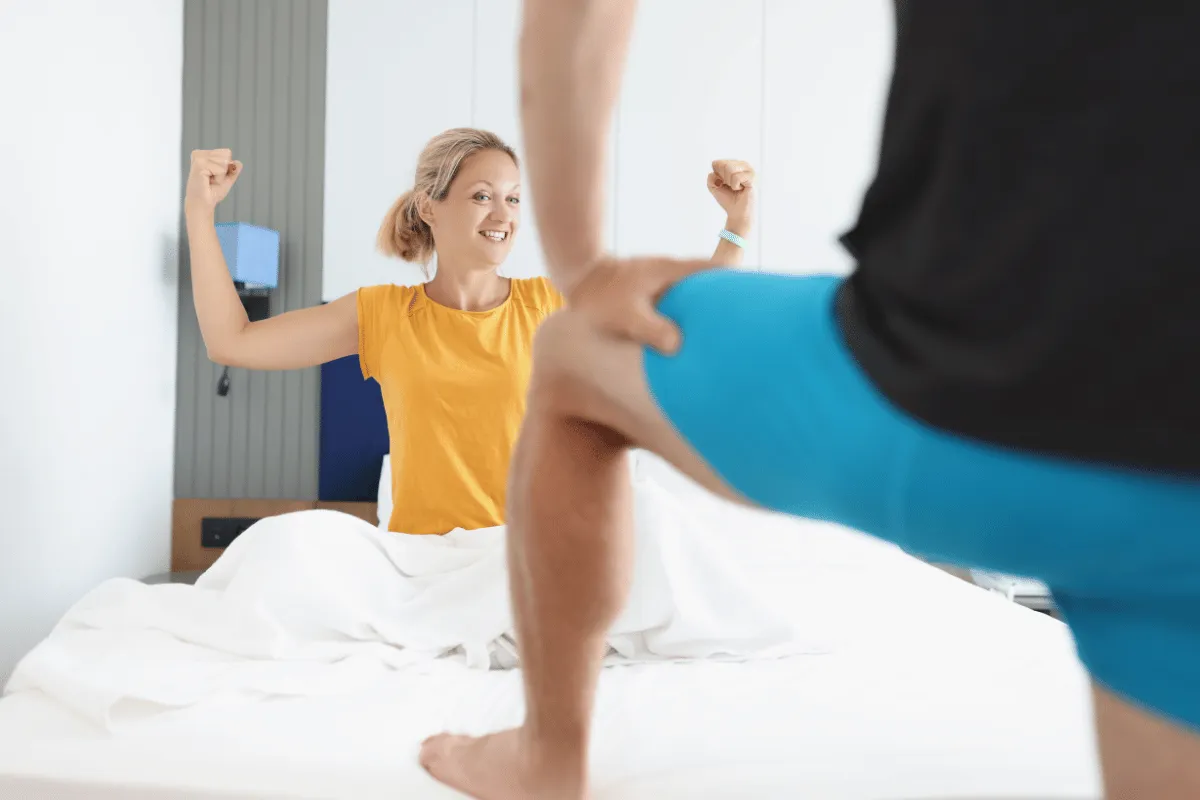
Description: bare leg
1093,683,1200,799
420,310,1200,799
419,311,746,799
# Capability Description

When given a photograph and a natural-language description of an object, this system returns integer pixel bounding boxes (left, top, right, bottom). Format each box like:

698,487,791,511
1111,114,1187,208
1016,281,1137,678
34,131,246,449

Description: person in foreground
184,128,753,537
418,2,1200,798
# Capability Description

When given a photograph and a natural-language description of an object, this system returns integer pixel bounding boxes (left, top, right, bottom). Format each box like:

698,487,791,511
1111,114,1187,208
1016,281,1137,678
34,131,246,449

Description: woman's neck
424,263,510,312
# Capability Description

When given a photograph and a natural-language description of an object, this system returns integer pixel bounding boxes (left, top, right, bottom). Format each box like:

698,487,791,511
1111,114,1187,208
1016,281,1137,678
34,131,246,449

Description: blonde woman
184,128,756,535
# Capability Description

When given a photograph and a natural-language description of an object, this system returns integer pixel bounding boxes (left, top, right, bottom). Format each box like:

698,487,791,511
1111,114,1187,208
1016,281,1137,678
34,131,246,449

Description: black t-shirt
837,0,1200,475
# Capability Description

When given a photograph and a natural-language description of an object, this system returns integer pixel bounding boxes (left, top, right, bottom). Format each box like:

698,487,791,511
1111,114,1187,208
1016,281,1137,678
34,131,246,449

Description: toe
419,733,454,770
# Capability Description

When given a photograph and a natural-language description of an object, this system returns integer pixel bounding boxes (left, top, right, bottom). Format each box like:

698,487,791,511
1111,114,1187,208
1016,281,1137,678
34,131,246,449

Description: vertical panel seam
471,0,479,126
758,0,767,272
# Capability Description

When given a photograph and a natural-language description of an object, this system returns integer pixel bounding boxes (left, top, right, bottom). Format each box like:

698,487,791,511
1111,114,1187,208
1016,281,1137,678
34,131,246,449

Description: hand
707,159,755,230
566,256,715,355
185,149,243,217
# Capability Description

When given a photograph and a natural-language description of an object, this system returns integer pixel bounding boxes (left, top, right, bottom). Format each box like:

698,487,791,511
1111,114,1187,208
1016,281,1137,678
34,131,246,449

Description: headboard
318,354,389,502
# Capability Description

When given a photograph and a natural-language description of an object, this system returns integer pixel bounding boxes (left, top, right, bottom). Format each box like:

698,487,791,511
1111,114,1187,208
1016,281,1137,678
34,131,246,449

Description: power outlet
200,516,260,549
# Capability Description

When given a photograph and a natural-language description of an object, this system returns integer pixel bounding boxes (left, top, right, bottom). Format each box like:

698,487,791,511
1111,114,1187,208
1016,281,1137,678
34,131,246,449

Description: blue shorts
644,270,1200,732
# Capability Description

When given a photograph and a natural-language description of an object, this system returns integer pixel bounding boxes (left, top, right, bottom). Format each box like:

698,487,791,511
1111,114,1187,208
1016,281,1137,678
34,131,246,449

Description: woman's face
426,149,521,270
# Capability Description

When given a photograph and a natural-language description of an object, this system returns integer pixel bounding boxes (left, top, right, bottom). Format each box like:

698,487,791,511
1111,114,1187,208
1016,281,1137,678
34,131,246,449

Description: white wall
614,0,764,266
0,0,182,681
761,0,894,275
324,0,893,300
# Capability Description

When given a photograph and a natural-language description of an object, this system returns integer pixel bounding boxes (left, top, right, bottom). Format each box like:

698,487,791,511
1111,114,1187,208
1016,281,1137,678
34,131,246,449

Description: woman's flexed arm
184,149,358,370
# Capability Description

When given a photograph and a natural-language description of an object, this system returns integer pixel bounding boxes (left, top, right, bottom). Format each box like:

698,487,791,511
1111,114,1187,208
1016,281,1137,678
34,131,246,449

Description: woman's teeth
481,231,507,241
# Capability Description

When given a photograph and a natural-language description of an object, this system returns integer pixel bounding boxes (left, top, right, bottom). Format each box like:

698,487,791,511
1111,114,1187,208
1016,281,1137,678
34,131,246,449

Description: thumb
630,306,683,355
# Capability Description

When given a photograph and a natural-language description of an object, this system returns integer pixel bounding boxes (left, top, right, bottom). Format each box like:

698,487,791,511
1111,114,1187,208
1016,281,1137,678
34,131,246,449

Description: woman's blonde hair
376,128,519,270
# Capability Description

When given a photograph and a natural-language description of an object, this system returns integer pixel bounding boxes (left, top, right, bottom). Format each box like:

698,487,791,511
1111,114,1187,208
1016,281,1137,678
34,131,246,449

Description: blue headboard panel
319,354,389,501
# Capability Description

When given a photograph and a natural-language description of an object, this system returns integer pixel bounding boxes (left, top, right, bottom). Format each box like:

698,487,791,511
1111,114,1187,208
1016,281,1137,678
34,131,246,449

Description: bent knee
529,309,649,436
529,310,600,409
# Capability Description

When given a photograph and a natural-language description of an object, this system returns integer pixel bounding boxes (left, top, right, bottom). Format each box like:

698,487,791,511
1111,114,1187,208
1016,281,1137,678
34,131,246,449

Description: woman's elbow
205,339,242,367
205,346,230,367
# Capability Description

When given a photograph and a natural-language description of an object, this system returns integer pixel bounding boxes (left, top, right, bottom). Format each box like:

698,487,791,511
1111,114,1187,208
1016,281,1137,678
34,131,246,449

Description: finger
712,159,740,176
196,155,230,178
628,307,683,355
207,158,234,182
726,169,754,191
192,148,231,163
206,160,233,182
227,161,244,182
706,172,724,191
193,159,220,179
190,153,213,173
715,161,755,188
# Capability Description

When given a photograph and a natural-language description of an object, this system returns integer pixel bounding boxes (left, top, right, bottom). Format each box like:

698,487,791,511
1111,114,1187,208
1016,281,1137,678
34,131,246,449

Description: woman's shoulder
357,282,420,314
512,276,565,313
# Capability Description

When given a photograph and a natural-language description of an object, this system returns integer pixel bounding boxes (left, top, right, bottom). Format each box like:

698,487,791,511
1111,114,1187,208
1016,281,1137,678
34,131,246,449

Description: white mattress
0,517,1102,799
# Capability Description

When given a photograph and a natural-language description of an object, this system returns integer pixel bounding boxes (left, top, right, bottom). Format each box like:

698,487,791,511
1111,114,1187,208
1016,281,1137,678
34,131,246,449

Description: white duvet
4,468,829,729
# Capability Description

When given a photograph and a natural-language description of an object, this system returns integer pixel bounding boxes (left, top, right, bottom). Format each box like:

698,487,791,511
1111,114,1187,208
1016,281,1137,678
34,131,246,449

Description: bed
0,358,1103,798
0,509,1101,798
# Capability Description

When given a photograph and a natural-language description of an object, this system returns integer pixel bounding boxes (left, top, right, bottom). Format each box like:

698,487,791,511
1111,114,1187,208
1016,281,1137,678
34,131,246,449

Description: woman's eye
475,193,490,202
508,197,520,205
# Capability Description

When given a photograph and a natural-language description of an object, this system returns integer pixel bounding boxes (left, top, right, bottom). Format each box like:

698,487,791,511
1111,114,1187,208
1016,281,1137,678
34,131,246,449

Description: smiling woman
364,129,560,533
184,126,755,537
376,128,522,288
358,128,757,535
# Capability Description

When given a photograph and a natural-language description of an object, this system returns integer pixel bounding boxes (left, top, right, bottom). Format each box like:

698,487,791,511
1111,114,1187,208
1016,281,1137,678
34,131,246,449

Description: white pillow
376,454,392,529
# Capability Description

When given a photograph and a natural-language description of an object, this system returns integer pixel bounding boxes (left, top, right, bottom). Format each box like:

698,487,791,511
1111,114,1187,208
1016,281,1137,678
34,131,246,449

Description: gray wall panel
175,0,327,500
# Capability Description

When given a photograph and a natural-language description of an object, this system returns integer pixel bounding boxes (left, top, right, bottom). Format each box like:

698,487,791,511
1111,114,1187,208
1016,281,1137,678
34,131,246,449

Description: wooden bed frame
171,499,378,572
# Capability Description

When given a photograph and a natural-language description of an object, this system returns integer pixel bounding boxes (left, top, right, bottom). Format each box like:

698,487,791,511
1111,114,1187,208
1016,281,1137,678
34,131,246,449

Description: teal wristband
719,228,747,248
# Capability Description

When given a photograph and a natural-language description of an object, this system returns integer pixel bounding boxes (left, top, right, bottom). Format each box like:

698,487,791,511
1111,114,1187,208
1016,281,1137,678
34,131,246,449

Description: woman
184,128,756,534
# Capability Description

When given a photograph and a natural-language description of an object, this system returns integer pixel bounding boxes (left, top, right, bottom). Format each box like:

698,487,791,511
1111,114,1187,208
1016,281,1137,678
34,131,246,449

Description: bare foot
419,727,588,800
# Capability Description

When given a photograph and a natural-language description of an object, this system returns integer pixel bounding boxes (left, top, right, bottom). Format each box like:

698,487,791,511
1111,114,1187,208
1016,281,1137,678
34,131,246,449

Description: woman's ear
416,194,435,228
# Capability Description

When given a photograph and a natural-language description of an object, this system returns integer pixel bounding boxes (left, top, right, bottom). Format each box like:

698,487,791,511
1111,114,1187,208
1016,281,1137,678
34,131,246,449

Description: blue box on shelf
214,222,280,289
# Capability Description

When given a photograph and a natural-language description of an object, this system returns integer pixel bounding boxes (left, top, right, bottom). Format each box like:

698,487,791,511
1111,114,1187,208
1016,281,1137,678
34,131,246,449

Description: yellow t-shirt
357,277,565,534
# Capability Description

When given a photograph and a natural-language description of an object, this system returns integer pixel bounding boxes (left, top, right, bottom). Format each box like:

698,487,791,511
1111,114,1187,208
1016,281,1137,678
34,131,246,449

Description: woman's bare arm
184,149,359,370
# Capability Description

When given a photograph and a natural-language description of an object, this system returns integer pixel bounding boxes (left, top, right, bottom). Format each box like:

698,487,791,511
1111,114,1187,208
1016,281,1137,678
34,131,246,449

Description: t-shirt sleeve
531,276,566,313
356,284,395,381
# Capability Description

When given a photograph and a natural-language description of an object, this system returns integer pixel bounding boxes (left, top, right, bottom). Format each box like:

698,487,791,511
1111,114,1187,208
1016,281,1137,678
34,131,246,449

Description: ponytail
376,189,435,266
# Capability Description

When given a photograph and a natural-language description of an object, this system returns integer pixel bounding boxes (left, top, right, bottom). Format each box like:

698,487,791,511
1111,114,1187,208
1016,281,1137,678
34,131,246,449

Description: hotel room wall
174,0,328,500
0,0,183,680
177,0,893,501
323,0,893,292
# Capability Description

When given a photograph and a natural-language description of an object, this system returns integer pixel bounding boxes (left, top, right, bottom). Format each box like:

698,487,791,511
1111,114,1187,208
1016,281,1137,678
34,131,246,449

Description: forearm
519,0,638,293
710,216,751,267
184,210,250,358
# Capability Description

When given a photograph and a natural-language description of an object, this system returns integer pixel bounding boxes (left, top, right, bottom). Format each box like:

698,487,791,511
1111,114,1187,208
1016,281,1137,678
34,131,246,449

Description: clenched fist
185,149,243,217
707,159,755,226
